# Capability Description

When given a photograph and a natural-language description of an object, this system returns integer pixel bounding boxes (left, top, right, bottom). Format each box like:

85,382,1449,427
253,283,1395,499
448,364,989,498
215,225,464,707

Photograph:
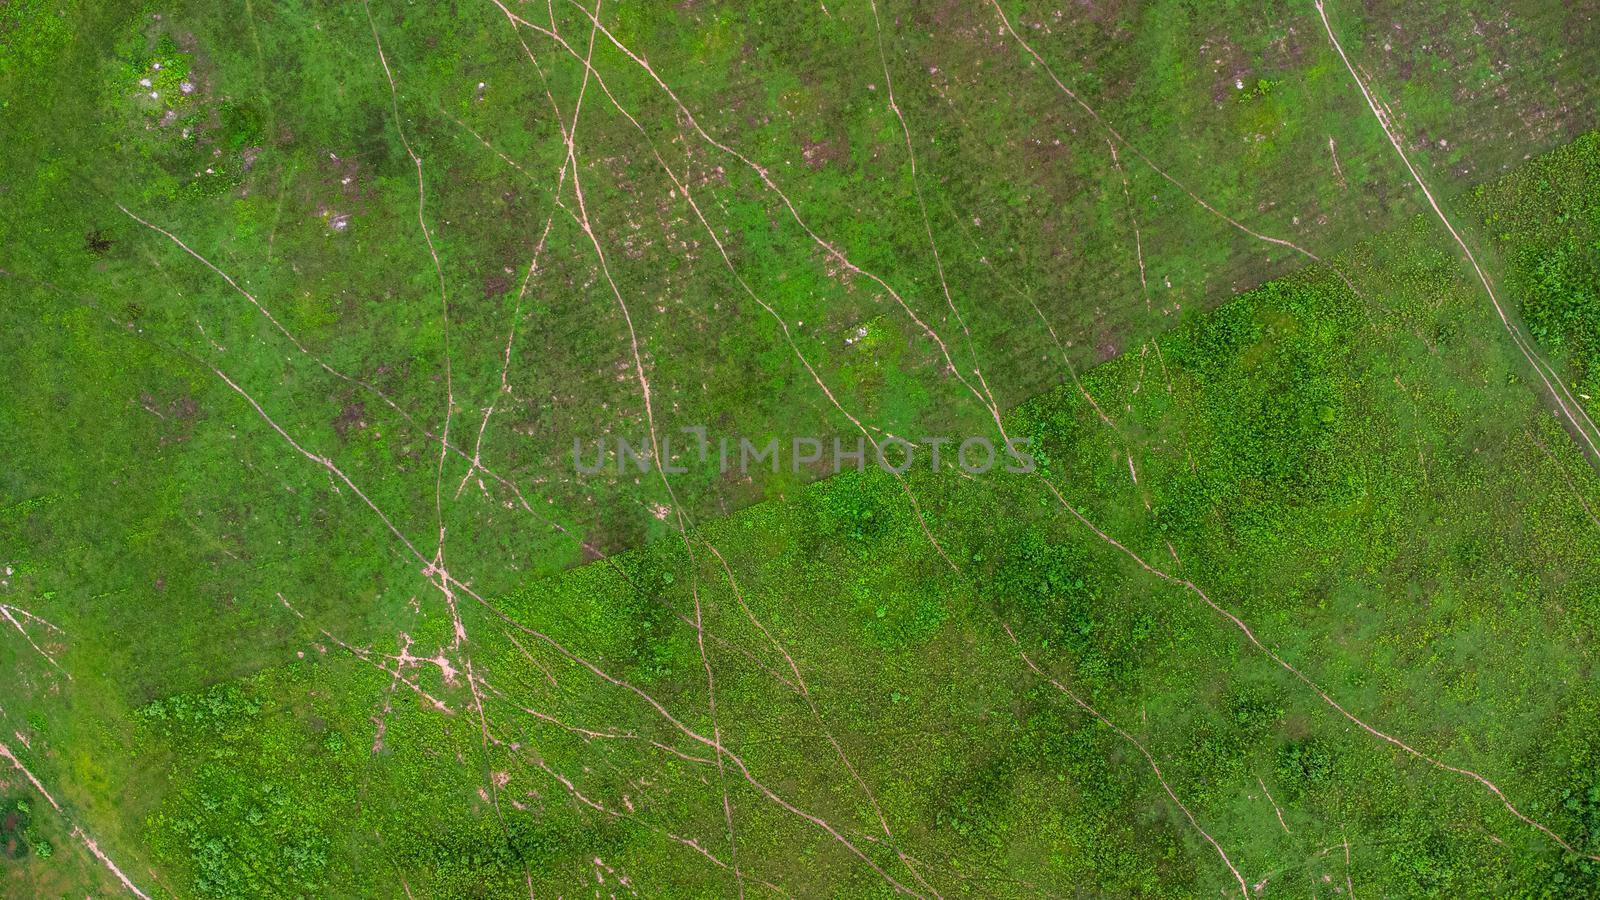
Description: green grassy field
4,0,1600,896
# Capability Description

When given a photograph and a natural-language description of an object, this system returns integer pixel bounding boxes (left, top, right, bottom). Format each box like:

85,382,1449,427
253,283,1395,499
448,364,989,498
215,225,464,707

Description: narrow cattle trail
0,603,68,676
1004,625,1250,898
462,14,607,896
867,0,1005,426
701,539,939,898
474,674,717,766
944,207,1193,504
1026,471,1600,861
469,696,782,894
983,0,1367,305
1341,825,1356,898
491,726,791,895
1257,775,1291,835
1328,136,1347,189
278,594,455,713
1105,138,1152,310
1528,428,1600,531
942,206,1121,432
360,0,459,552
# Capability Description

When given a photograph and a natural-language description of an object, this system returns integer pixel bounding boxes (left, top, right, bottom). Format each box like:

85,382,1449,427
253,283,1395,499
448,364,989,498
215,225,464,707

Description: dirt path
1313,0,1600,464
0,740,152,898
